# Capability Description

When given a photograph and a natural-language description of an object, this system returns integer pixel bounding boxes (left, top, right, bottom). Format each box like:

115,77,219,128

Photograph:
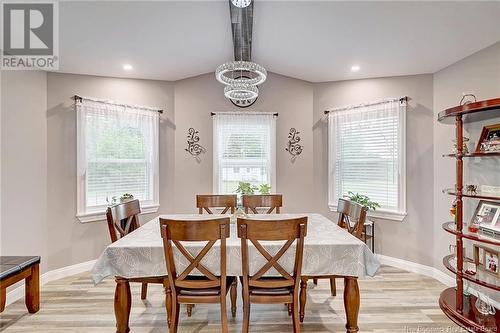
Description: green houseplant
345,191,380,211
235,181,258,195
259,184,271,195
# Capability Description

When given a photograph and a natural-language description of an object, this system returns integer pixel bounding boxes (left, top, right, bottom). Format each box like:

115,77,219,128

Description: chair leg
291,291,301,333
186,304,193,317
299,278,307,323
230,279,237,318
220,293,228,333
163,281,172,326
242,292,250,333
140,283,148,300
329,277,336,296
169,301,180,333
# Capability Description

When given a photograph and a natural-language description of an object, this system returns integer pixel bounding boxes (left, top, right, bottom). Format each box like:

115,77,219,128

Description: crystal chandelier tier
216,61,267,87
224,82,259,100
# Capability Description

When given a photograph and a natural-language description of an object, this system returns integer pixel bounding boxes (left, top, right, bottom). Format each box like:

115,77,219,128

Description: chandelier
216,0,267,105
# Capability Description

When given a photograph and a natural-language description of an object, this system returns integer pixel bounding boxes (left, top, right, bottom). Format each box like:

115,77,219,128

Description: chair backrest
106,199,141,243
196,195,237,214
242,194,283,214
160,217,230,290
237,217,307,290
336,198,368,239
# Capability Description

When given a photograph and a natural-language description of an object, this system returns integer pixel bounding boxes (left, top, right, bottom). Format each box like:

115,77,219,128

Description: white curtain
77,99,159,213
213,112,276,194
328,99,405,213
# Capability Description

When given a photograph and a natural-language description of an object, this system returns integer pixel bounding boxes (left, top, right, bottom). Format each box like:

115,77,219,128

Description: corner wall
313,74,435,266
433,42,500,273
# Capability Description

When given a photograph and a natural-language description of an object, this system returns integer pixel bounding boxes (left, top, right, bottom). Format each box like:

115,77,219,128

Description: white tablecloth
91,213,380,284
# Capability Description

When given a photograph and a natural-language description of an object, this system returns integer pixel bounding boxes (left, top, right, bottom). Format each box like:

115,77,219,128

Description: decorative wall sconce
185,128,206,157
285,128,303,161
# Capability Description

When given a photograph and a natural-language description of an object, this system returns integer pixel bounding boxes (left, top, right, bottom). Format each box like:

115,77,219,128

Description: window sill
76,204,160,223
328,205,407,222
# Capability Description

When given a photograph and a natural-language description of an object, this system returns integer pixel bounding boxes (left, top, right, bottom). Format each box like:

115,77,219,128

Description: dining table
92,213,380,333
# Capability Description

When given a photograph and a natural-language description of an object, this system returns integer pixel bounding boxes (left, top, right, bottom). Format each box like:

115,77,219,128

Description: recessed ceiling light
351,65,360,72
123,64,133,71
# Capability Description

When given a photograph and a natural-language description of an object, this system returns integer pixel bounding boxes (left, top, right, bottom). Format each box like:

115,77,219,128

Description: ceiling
57,1,500,82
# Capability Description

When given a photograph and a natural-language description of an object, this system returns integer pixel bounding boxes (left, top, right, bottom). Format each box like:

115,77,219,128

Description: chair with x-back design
196,195,237,214
160,217,237,333
242,194,282,214
238,217,307,333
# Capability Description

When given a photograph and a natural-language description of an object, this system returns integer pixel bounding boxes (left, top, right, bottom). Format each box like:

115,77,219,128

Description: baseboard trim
375,254,455,287
376,254,499,309
5,259,96,307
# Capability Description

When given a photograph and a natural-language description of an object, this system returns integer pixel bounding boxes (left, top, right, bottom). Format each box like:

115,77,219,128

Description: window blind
213,113,276,194
328,99,406,214
77,99,159,214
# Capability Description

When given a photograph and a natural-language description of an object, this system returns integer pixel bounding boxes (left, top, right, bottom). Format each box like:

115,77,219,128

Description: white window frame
213,112,277,194
327,98,407,222
76,98,160,223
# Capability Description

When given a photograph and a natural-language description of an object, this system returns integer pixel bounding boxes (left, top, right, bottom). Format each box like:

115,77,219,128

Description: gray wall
44,73,175,271
173,72,314,214
313,74,435,266
1,71,48,264
433,42,500,272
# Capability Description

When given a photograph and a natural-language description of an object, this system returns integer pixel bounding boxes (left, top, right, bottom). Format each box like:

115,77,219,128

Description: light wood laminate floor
0,266,457,332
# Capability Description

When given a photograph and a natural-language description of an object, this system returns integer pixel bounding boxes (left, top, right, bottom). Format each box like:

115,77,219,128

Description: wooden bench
0,256,40,313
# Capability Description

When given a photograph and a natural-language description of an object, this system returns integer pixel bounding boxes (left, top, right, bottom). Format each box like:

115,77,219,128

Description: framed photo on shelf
475,123,500,153
474,244,500,278
472,200,500,236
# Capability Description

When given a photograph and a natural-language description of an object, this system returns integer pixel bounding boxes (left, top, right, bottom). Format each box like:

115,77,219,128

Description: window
328,98,406,221
213,112,276,194
76,99,159,222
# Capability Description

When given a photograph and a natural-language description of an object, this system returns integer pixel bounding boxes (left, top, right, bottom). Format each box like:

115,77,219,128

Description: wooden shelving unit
438,98,500,332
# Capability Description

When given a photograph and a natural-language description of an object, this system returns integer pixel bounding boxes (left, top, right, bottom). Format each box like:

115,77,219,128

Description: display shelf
443,255,500,292
443,222,500,247
438,98,500,122
443,189,500,201
439,287,499,332
443,152,500,158
438,96,500,331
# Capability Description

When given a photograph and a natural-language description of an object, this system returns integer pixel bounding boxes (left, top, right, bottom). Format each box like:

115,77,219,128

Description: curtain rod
74,95,163,114
211,111,278,116
324,96,407,115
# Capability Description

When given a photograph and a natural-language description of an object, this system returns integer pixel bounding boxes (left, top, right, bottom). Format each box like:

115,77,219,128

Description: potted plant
345,191,380,211
235,181,258,195
120,193,134,203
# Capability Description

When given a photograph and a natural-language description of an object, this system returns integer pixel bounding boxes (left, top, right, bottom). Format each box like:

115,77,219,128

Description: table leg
0,287,6,313
25,264,40,313
343,277,359,333
115,277,131,333
299,277,308,322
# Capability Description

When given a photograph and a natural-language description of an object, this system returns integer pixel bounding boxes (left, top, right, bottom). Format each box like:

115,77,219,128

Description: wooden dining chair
311,198,368,297
242,194,282,214
160,217,237,333
196,194,237,214
106,199,152,300
238,216,307,333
